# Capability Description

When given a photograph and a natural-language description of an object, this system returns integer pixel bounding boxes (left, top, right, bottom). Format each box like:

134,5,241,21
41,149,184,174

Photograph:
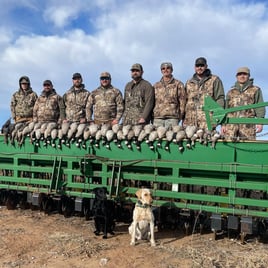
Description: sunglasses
161,67,171,70
131,69,140,72
195,64,205,67
100,77,110,80
237,72,248,76
43,84,51,86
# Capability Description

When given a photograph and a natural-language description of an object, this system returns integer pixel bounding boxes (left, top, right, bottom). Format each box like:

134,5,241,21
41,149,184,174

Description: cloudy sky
1,0,268,137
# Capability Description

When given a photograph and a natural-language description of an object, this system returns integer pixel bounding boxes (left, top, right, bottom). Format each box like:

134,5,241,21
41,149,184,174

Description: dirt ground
0,206,268,268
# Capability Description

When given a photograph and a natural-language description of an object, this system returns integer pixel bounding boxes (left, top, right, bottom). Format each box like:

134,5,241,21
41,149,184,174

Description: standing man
62,73,90,123
184,57,225,129
122,63,155,125
153,62,186,128
221,67,265,140
86,72,124,125
33,80,64,123
10,76,38,123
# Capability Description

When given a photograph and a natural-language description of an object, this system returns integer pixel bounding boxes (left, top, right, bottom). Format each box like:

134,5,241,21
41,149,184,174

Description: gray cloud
0,0,268,137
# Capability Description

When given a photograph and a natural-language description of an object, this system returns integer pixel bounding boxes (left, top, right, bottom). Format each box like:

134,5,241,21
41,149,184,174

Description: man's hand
138,118,145,124
256,124,263,133
80,118,86,124
112,119,119,125
220,126,226,135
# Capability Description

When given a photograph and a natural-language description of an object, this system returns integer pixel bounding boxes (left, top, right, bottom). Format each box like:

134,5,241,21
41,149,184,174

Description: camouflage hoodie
184,69,225,128
153,76,186,120
10,76,38,122
62,84,90,122
86,85,124,122
33,89,64,123
226,78,265,118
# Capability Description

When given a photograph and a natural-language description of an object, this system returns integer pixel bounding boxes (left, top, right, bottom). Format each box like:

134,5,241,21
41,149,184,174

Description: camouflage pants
224,124,256,140
153,118,179,128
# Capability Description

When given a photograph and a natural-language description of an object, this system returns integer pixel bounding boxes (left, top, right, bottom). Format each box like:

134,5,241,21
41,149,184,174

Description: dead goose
185,125,197,149
156,126,167,148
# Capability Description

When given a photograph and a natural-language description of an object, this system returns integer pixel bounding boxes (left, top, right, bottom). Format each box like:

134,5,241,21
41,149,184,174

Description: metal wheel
61,197,74,218
240,232,246,244
200,224,204,235
6,191,18,210
83,205,91,221
184,222,190,236
213,230,217,240
41,197,53,214
19,199,30,210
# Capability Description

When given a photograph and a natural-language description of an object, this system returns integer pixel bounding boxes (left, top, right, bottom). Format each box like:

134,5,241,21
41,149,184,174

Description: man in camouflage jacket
10,76,38,123
221,67,265,140
33,80,64,123
122,63,155,126
62,73,90,123
86,72,124,125
184,57,225,129
153,62,186,127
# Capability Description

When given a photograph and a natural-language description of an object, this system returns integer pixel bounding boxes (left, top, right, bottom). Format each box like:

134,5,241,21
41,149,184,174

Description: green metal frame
1,135,268,217
203,96,268,130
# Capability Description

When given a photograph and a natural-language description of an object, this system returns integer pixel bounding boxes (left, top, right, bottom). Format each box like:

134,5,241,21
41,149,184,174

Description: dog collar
136,200,151,208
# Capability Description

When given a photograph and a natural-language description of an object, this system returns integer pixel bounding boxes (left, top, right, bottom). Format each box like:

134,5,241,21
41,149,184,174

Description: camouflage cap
236,67,250,75
195,57,207,65
130,63,143,71
43,80,53,86
72,72,82,79
100,72,111,78
160,62,173,70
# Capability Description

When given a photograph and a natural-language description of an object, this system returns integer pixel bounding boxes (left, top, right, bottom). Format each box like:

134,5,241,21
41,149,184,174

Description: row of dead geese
1,119,221,150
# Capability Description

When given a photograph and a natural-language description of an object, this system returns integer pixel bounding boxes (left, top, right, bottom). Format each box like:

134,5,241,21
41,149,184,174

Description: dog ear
135,189,142,199
91,188,96,193
91,187,98,194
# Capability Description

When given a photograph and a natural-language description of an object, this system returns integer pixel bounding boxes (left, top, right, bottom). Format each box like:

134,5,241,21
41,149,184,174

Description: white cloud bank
1,0,268,137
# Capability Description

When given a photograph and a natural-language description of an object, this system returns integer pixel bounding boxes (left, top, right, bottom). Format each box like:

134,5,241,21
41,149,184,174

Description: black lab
92,187,115,239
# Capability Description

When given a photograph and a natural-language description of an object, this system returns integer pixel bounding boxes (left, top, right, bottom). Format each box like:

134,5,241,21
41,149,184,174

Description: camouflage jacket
226,79,265,118
86,85,124,122
33,89,64,123
10,88,38,122
184,69,225,128
153,76,186,120
122,78,155,125
62,84,90,122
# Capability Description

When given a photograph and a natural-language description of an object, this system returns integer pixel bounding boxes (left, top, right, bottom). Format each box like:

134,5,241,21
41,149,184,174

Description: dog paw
150,241,156,247
94,231,100,236
103,235,108,239
130,241,136,246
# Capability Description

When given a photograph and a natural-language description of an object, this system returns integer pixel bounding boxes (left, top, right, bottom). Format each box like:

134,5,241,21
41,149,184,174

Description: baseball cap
195,57,207,65
160,62,173,70
236,67,250,75
43,80,53,86
130,63,143,71
100,72,111,78
72,73,82,79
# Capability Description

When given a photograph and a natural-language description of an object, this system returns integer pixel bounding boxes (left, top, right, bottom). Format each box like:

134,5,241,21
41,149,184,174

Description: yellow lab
129,188,156,246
